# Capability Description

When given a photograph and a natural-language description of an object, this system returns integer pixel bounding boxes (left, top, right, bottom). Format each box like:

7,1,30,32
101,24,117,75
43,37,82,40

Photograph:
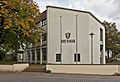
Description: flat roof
46,6,104,27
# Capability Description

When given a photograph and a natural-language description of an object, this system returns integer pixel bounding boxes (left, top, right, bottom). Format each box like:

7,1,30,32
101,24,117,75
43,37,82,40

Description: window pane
42,48,47,60
32,50,35,60
74,53,80,62
100,28,103,41
74,54,76,62
36,49,40,60
56,54,61,62
78,54,80,62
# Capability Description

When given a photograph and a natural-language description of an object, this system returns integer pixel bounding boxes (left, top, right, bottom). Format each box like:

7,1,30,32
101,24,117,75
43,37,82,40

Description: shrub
0,50,6,60
106,58,119,63
45,70,51,73
113,73,120,76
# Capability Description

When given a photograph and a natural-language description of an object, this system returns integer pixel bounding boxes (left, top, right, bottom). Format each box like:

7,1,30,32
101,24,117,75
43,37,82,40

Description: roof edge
46,5,105,28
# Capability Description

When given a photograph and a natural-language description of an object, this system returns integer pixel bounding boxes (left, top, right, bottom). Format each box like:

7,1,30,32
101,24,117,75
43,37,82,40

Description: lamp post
90,32,94,64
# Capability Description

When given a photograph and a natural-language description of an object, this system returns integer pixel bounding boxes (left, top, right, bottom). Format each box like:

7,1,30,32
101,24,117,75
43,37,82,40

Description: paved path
0,72,120,82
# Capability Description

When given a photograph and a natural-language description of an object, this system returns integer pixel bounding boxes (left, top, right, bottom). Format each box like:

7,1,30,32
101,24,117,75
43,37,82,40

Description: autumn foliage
0,0,41,51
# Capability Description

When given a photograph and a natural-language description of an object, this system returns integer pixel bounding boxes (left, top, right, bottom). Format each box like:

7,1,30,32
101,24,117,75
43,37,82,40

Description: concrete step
23,65,46,72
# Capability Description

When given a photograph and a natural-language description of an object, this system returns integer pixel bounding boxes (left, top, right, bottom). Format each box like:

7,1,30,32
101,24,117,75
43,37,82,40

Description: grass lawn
0,61,16,65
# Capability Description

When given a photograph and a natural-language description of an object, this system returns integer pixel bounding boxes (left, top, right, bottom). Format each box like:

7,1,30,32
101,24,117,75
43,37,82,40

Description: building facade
25,6,106,64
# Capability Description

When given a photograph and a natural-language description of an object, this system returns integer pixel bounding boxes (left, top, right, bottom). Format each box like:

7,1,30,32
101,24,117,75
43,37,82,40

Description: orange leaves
27,18,34,22
1,0,41,51
23,31,29,37
0,1,8,4
0,1,9,10
118,35,120,40
4,25,10,29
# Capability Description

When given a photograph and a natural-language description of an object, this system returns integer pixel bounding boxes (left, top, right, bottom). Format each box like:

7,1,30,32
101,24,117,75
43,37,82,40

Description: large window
32,50,35,60
74,53,80,62
100,28,103,41
36,49,40,60
42,48,47,61
56,54,61,62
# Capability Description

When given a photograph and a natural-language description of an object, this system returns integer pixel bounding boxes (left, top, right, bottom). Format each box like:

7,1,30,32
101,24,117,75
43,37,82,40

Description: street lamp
90,32,94,64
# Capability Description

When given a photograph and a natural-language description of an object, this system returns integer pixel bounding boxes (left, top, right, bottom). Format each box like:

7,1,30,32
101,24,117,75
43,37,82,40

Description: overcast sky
34,0,120,31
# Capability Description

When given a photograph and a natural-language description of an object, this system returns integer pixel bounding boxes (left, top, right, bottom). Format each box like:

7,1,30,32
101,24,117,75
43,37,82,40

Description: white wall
47,6,105,64
47,65,119,75
89,15,105,64
0,65,13,72
0,64,29,72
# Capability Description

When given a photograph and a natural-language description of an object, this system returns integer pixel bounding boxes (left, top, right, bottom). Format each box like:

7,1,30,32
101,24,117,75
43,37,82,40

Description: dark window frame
100,28,103,41
74,53,80,62
78,54,80,62
56,54,61,62
74,54,76,62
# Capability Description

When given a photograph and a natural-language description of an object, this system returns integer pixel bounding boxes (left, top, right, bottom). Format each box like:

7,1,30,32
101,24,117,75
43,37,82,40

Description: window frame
74,53,80,62
100,28,103,41
56,54,61,62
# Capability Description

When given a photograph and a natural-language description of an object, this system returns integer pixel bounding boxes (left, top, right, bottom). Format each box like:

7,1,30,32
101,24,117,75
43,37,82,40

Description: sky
34,0,120,31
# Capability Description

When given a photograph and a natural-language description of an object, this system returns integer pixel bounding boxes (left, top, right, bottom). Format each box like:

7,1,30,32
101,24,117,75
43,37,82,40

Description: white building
26,6,106,64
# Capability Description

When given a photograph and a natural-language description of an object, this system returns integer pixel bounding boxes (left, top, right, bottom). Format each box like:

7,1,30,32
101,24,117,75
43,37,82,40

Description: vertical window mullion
74,54,76,62
78,54,80,62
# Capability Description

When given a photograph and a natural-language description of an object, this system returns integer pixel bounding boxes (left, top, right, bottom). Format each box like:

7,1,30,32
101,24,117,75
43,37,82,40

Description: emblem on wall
65,32,71,39
61,32,75,43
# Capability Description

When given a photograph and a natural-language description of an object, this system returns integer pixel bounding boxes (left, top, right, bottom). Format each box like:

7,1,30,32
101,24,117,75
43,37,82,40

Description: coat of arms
65,32,71,39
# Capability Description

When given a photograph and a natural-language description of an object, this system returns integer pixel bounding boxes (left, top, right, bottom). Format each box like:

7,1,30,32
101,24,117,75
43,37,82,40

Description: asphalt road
0,72,120,82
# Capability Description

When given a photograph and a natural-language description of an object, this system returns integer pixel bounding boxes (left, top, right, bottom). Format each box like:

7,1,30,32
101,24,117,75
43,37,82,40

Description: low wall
0,65,13,72
0,63,29,72
46,64,120,75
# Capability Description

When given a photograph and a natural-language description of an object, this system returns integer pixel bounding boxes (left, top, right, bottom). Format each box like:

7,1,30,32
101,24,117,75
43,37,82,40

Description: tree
103,21,120,58
116,32,120,54
0,0,41,52
0,49,6,60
